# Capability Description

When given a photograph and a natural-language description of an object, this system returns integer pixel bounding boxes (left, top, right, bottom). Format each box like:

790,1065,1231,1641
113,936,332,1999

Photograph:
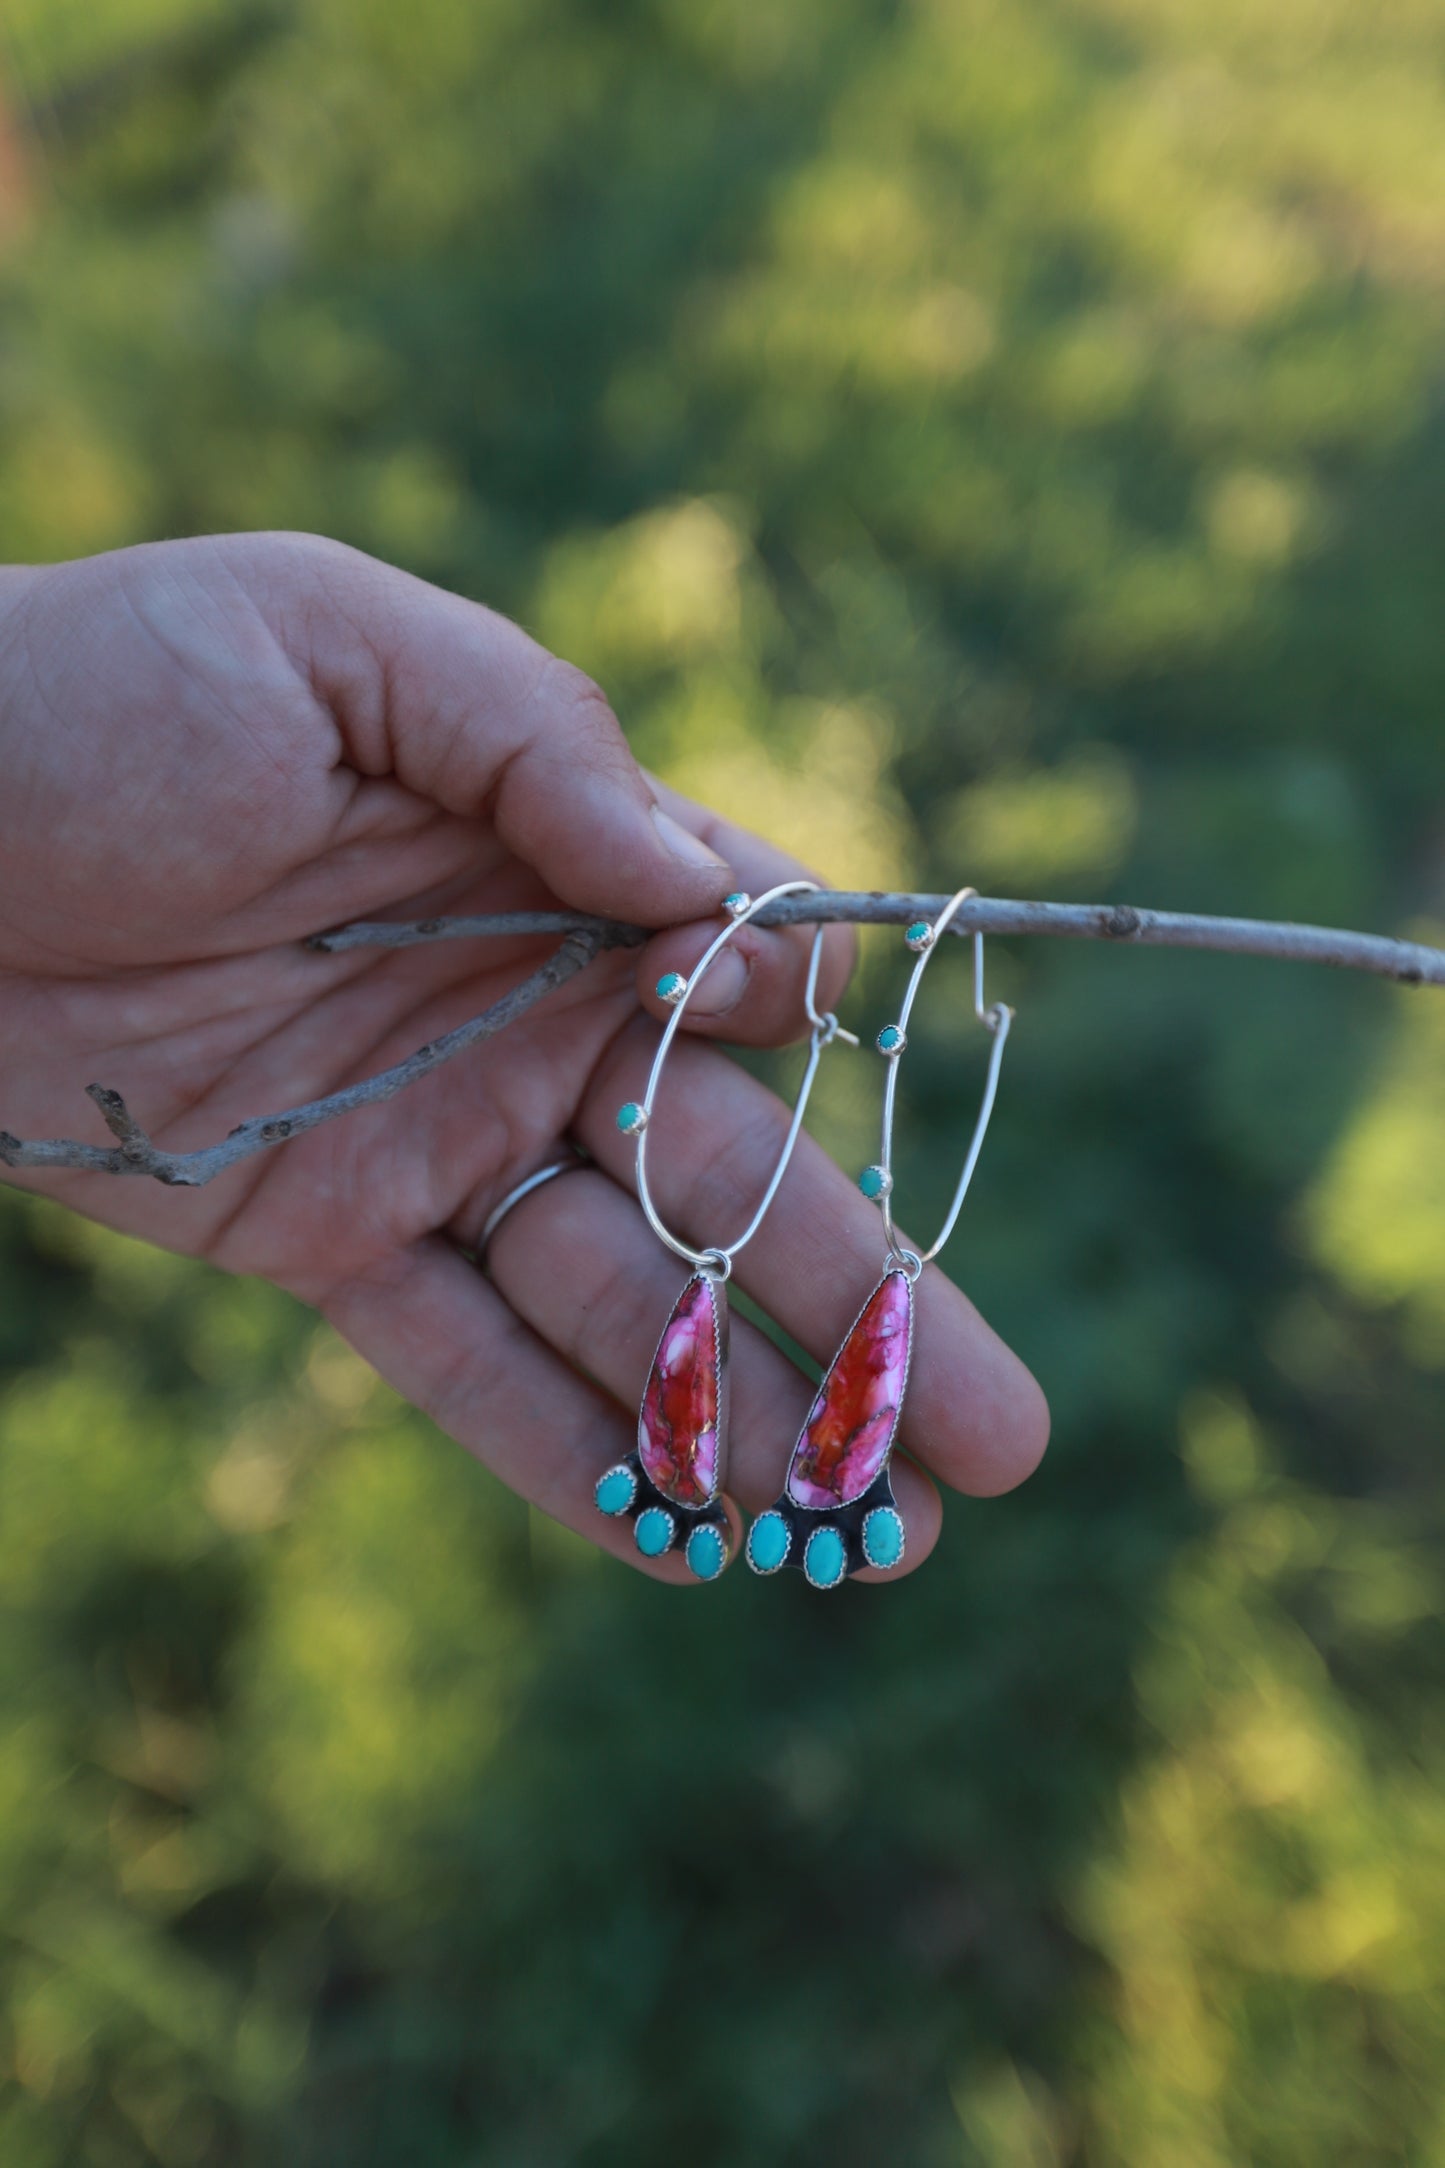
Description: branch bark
309,892,1445,987
2,893,1440,1192
0,929,608,1189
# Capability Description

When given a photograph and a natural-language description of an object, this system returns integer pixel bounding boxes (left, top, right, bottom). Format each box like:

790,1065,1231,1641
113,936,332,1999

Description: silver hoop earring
594,882,857,1580
747,886,1013,1590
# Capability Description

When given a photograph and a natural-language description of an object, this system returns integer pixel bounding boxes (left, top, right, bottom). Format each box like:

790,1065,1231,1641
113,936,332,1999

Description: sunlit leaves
1,0,1444,2157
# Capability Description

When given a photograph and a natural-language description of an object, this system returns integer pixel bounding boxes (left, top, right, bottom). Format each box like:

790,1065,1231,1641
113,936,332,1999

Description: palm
0,533,1047,1577
0,534,634,1288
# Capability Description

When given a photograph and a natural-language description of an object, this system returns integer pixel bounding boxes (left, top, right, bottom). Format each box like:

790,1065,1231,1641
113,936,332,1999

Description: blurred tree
2,0,1445,2161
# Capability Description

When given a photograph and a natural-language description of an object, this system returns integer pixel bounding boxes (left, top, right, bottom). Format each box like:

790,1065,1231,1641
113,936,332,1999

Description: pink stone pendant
592,1271,732,1581
746,1269,913,1589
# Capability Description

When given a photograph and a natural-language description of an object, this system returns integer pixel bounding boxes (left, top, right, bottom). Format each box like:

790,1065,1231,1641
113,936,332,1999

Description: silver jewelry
748,886,1014,1589
478,1157,585,1261
597,881,857,1577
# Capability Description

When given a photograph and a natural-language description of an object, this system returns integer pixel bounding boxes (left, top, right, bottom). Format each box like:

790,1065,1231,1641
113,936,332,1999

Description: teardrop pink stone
787,1271,912,1509
638,1275,722,1507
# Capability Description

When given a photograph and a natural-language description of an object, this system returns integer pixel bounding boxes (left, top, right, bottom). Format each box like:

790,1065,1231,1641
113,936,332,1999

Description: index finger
634,776,857,1049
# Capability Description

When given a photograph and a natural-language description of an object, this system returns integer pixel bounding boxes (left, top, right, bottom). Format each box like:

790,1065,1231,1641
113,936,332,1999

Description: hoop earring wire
748,885,1014,1590
596,881,857,1577
629,883,857,1276
875,885,1012,1275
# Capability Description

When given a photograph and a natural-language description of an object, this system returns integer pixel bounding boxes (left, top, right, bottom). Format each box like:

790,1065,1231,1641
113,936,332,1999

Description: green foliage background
3,2,1445,2161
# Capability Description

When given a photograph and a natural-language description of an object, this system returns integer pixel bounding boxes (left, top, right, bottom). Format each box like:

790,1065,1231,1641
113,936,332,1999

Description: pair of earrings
595,883,1013,1588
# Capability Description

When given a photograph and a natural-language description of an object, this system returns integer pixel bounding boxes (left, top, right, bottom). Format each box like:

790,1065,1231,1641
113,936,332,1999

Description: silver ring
479,1157,585,1260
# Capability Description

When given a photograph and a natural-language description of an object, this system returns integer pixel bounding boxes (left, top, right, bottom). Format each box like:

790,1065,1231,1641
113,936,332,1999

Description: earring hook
871,885,1014,1271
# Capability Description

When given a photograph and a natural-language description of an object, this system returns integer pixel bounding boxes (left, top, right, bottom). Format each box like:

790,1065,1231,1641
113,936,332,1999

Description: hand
0,532,1047,1576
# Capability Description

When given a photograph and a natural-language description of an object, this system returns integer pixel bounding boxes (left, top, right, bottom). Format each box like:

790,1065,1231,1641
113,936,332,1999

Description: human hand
0,532,1047,1577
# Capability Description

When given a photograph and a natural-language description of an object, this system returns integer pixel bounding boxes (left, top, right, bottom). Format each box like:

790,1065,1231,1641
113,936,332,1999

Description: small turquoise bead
747,1511,790,1574
615,1101,647,1135
656,971,687,1003
804,1526,847,1588
685,1524,727,1581
722,891,751,917
635,1506,674,1557
858,1164,890,1201
905,920,933,949
862,1506,905,1569
594,1466,635,1517
876,1024,907,1056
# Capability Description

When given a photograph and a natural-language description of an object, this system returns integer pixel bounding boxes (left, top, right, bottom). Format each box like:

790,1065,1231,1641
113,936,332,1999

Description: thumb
299,538,734,924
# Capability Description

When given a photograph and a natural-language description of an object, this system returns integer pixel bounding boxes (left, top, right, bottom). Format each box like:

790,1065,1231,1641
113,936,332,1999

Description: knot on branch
86,1082,147,1143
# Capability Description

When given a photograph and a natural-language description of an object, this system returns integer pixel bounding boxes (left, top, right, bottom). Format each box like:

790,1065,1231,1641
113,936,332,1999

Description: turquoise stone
905,920,933,951
615,1101,647,1135
862,1506,905,1569
858,1164,890,1201
876,1024,906,1055
747,1511,790,1574
685,1524,726,1581
634,1506,674,1557
656,971,687,1003
722,891,750,915
804,1526,847,1588
594,1465,635,1516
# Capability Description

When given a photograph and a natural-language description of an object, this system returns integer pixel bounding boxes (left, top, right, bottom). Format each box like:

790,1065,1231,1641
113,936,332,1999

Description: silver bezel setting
684,1522,729,1581
637,1271,730,1511
803,1524,850,1590
594,1461,638,1517
785,1267,914,1515
633,1503,678,1558
746,1509,792,1575
861,1504,907,1571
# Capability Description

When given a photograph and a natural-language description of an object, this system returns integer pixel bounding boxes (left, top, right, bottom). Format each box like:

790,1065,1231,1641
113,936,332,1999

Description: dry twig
0,928,617,1189
308,891,1445,984
2,893,1440,1191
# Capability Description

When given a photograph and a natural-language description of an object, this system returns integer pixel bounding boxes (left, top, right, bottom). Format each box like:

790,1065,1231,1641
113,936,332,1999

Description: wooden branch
2,893,1440,1193
310,892,1445,988
308,909,645,955
0,930,605,1189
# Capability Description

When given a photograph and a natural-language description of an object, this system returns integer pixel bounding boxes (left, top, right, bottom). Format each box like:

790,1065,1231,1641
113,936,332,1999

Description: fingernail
651,803,730,871
687,948,750,1016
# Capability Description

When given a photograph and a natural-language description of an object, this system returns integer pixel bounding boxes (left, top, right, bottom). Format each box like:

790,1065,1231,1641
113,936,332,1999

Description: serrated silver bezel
633,1503,678,1557
802,1524,850,1590
861,1503,908,1572
785,1268,914,1516
683,1521,729,1581
745,1509,792,1575
594,1461,638,1517
636,1272,730,1512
